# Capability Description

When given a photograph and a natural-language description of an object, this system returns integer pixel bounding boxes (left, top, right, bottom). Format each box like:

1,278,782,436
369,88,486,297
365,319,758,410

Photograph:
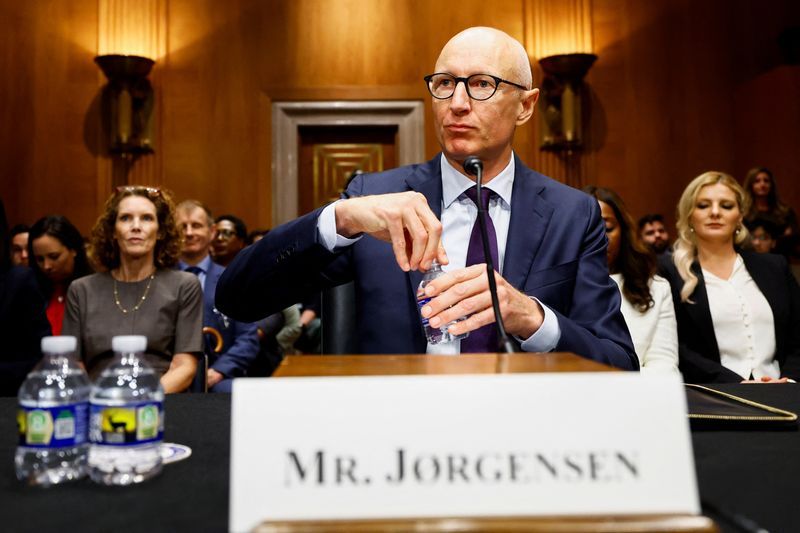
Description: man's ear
210,223,217,241
516,88,539,126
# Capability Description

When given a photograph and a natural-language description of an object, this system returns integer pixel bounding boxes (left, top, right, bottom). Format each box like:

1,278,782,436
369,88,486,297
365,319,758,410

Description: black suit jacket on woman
659,251,800,383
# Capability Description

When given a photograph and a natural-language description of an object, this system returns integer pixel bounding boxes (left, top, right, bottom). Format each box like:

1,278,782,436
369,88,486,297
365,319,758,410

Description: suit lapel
742,252,777,304
404,158,443,353
404,158,443,293
686,263,721,360
742,252,785,328
503,157,553,288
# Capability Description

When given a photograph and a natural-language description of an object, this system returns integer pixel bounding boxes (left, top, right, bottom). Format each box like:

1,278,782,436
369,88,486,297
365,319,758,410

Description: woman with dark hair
62,186,203,393
28,215,93,335
660,171,800,383
0,200,51,396
742,167,798,256
583,186,678,374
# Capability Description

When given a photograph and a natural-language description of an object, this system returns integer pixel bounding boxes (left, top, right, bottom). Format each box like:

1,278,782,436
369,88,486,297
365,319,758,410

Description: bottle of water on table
417,260,469,344
16,335,90,486
89,335,164,485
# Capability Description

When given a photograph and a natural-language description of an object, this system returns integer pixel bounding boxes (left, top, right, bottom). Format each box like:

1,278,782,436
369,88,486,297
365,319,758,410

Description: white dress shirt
611,274,679,374
703,255,779,380
317,153,560,354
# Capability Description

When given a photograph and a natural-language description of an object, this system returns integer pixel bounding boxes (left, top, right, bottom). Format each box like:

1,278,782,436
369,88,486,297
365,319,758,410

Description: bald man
218,27,636,369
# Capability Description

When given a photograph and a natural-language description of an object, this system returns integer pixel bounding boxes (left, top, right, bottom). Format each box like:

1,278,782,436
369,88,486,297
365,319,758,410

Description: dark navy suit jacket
203,261,260,380
659,251,800,383
217,155,637,370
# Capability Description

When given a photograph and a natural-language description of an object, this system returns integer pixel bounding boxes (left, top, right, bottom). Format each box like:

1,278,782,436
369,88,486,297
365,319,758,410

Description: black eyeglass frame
423,73,529,101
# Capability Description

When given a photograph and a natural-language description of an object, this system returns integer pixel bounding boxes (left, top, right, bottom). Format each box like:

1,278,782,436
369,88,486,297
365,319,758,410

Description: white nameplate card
230,373,698,532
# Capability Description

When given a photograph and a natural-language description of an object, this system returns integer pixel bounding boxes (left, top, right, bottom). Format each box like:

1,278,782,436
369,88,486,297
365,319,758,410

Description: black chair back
321,282,357,354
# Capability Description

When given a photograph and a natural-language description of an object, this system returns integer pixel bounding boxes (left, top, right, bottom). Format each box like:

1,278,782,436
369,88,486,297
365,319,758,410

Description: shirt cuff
317,200,363,251
518,298,561,352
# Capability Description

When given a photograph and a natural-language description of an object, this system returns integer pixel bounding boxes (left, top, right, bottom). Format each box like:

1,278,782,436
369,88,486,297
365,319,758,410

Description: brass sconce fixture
95,54,156,155
538,53,597,153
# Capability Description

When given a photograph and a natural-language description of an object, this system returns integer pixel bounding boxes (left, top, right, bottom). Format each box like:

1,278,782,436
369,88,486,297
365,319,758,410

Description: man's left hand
419,264,544,339
207,368,224,389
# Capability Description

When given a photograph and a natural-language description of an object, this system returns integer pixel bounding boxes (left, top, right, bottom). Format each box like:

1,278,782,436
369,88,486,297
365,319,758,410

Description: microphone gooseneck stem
473,165,515,354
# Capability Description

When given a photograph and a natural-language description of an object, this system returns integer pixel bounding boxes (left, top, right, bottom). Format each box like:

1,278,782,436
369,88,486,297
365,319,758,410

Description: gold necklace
113,273,156,314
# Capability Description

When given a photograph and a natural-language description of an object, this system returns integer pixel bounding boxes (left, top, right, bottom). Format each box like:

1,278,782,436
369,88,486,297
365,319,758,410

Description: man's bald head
435,27,532,89
429,26,538,180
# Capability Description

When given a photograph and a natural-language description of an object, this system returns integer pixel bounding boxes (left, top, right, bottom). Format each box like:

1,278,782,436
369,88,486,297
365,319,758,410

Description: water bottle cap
41,335,77,353
111,335,147,353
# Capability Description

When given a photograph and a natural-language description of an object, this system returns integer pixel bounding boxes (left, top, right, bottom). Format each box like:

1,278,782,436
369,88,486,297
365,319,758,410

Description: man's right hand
334,192,448,272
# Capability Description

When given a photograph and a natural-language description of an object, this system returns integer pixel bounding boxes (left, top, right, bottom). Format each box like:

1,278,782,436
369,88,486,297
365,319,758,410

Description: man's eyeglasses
424,73,528,101
116,185,162,199
216,229,237,240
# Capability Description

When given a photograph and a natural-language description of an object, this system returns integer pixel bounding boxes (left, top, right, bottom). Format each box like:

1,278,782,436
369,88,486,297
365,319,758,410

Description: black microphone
463,156,482,176
462,156,515,354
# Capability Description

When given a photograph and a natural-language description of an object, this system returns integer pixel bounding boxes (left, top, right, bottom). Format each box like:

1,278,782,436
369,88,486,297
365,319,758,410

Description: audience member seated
294,294,321,354
10,224,30,267
252,305,302,375
243,227,303,370
659,171,800,383
0,201,51,396
743,166,798,258
211,214,247,267
62,186,203,393
176,200,260,392
275,304,303,354
28,215,93,335
585,187,679,374
746,216,781,255
638,214,670,255
247,228,269,245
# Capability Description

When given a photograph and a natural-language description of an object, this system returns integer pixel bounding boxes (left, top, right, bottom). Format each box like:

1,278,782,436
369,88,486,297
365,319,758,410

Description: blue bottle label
89,401,164,446
417,296,433,327
17,403,89,448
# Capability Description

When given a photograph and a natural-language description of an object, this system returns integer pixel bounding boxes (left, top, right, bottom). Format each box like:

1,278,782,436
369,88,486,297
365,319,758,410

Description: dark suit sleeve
211,319,260,378
0,268,50,396
216,207,350,323
777,257,800,380
549,198,638,370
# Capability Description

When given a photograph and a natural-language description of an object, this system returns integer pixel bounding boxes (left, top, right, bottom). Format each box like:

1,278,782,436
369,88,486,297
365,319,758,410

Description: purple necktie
460,186,499,353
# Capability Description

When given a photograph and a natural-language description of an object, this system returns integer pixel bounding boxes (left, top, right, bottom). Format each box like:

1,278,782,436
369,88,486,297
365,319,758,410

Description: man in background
10,224,29,267
176,200,259,391
212,214,247,267
638,214,670,255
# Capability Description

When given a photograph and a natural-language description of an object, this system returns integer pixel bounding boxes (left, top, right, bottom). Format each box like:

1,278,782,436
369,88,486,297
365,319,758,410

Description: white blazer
611,274,680,375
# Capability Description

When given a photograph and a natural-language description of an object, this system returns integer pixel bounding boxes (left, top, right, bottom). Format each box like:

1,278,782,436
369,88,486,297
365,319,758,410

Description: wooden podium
273,352,615,378
261,353,716,533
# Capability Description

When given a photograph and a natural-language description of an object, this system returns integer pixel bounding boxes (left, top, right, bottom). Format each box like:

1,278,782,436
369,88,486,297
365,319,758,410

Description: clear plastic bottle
89,335,164,485
15,335,91,486
417,260,469,345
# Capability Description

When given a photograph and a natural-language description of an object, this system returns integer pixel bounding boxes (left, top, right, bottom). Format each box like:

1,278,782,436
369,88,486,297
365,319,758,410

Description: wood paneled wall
1,0,799,238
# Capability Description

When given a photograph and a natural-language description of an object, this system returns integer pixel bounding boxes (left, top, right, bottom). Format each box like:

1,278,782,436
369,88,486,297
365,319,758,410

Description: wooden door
297,125,398,215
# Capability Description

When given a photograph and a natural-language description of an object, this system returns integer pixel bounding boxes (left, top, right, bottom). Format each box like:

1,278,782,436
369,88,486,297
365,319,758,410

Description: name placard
230,373,698,532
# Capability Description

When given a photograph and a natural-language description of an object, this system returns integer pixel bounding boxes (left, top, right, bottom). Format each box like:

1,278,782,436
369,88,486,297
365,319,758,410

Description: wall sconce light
537,53,597,153
94,54,156,156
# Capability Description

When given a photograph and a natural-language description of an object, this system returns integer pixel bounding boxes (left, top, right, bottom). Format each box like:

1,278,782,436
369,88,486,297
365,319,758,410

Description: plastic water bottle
417,260,469,344
15,335,90,486
89,335,164,485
